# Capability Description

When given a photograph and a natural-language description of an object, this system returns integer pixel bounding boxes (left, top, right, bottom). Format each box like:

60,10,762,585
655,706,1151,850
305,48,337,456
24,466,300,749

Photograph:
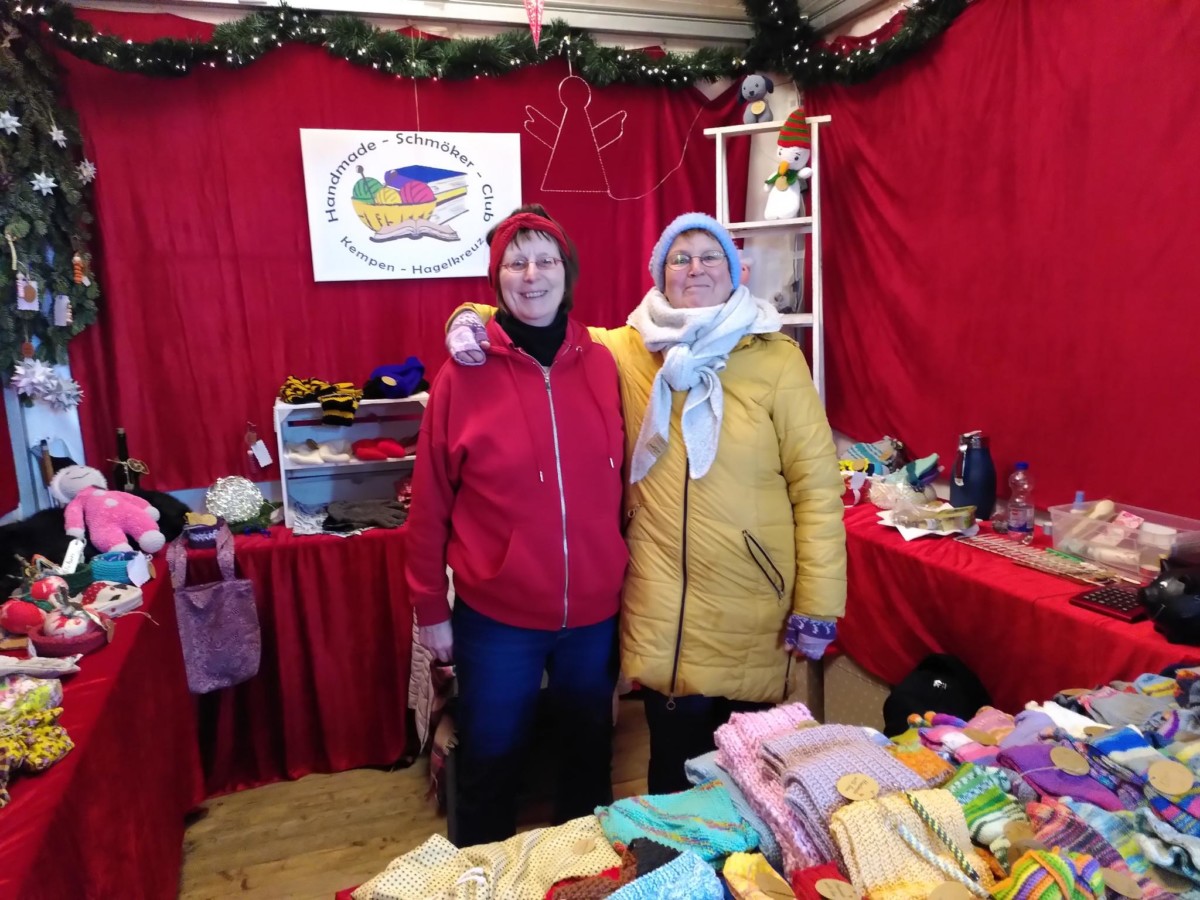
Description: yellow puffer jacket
459,305,846,703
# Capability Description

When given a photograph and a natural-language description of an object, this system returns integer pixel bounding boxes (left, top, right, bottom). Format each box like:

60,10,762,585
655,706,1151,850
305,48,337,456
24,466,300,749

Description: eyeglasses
500,256,563,273
665,251,727,270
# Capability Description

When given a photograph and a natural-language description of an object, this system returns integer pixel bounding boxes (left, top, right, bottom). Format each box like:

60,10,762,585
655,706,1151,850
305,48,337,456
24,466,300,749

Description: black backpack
882,653,992,737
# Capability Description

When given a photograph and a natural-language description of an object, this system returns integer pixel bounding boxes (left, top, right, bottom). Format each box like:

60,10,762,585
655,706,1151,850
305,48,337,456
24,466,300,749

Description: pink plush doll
49,465,166,553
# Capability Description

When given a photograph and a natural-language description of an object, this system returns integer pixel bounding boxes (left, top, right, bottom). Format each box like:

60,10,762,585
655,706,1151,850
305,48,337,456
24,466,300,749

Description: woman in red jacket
405,206,628,846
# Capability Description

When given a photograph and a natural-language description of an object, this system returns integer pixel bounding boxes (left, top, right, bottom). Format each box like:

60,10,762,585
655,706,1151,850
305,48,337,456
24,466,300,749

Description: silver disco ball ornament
205,476,264,524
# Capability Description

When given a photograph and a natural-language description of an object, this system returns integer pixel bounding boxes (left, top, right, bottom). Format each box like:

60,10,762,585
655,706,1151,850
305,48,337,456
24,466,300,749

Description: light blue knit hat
648,212,741,293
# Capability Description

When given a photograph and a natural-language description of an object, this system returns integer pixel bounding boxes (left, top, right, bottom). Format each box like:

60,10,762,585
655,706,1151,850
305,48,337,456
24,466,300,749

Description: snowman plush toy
763,108,813,221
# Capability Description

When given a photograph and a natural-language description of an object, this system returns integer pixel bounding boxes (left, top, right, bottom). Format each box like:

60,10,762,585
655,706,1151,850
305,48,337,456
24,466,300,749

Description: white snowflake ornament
44,375,84,412
30,172,56,196
49,125,67,148
0,110,20,135
76,159,96,184
11,359,56,397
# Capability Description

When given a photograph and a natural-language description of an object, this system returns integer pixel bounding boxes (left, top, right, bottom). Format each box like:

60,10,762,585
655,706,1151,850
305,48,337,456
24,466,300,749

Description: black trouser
450,601,618,847
642,689,772,795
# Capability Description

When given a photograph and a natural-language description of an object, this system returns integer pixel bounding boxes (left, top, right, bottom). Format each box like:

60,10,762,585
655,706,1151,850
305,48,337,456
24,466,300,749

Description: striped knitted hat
778,108,810,148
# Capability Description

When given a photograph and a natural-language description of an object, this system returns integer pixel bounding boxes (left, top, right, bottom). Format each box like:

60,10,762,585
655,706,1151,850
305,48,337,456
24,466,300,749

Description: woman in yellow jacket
446,213,846,793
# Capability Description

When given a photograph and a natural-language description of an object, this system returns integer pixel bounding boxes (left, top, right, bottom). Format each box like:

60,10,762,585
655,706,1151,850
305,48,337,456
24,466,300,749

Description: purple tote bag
167,524,261,693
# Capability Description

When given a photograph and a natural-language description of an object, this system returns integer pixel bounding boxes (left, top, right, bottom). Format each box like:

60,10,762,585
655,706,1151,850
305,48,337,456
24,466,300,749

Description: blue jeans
451,599,618,846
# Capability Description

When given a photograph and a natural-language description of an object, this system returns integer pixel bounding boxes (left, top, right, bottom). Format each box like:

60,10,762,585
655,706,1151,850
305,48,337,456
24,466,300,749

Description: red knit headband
487,212,573,286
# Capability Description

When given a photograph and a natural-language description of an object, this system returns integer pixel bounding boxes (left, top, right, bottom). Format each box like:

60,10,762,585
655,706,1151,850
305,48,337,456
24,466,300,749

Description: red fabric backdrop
0,408,17,514
808,0,1200,516
58,12,746,491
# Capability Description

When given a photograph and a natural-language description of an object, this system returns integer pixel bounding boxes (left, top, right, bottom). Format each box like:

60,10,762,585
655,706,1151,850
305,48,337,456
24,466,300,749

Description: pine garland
0,6,99,374
22,0,966,89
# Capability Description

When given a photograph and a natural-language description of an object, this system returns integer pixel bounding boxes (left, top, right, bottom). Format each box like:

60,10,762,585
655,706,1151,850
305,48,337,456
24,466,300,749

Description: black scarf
497,309,568,367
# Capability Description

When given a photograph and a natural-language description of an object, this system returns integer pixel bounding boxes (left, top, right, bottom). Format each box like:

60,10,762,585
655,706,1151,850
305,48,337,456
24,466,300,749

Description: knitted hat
777,108,811,148
487,211,574,287
647,212,740,294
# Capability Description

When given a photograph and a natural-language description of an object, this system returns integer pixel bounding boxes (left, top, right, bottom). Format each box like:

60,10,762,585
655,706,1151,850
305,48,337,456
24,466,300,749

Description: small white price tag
250,440,273,467
128,552,152,587
60,539,86,575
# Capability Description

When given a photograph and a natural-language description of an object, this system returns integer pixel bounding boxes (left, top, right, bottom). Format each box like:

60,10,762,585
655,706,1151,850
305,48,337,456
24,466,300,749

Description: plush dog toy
740,73,775,124
49,465,166,553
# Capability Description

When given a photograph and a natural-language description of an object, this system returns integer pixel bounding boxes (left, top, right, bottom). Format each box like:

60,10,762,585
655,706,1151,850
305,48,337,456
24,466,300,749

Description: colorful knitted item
790,863,855,900
686,751,782,871
1088,725,1200,834
606,850,723,900
1027,799,1166,898
775,728,927,862
1134,673,1178,698
991,849,1105,900
1133,806,1200,885
595,779,759,864
1024,701,1099,739
944,763,1027,868
1000,710,1058,749
828,789,993,899
996,743,1123,811
886,732,956,787
320,383,362,425
1148,708,1200,746
1085,689,1173,729
760,724,874,776
1062,799,1172,897
626,838,680,877
714,703,824,875
278,375,331,403
0,705,73,807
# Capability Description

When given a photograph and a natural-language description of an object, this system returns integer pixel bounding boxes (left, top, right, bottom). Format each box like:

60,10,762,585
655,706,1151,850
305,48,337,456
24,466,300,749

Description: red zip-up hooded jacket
406,317,628,630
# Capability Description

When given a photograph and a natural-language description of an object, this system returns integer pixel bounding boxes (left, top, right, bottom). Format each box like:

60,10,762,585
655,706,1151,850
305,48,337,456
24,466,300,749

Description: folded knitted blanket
829,789,994,900
606,850,723,900
686,750,782,871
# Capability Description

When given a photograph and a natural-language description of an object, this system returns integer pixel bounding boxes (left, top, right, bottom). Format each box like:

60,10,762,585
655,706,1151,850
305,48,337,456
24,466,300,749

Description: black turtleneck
497,308,568,367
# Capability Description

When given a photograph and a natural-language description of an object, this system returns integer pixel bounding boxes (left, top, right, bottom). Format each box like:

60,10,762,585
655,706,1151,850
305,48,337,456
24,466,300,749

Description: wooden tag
963,727,998,746
381,375,397,386
1059,688,1091,697
929,884,973,900
750,100,766,116
571,836,595,855
1147,759,1194,796
1050,746,1090,776
1004,821,1036,843
836,773,879,802
773,179,789,192
754,868,795,900
1101,867,1143,898
1083,725,1111,737
814,879,857,900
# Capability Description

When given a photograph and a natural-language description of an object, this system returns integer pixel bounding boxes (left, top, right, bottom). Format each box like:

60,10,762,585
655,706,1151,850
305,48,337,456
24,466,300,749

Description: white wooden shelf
273,392,429,414
726,217,813,237
703,115,832,138
780,313,814,327
281,455,416,477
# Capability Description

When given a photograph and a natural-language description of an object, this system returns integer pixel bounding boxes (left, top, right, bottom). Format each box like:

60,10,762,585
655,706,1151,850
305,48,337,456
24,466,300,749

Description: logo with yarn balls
350,164,468,244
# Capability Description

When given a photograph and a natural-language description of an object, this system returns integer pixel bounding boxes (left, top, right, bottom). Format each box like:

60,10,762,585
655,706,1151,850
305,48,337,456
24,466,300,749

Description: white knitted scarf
627,285,780,482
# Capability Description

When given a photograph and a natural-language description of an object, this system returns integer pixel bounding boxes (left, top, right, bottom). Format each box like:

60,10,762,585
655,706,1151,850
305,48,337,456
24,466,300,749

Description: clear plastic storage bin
1049,500,1200,580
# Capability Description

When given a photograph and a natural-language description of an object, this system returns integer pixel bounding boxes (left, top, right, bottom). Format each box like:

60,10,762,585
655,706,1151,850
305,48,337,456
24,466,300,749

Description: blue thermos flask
950,430,997,520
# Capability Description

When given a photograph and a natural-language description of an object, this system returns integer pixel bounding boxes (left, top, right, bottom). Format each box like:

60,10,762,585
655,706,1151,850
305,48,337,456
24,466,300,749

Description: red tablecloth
839,504,1199,713
188,526,412,796
0,566,203,900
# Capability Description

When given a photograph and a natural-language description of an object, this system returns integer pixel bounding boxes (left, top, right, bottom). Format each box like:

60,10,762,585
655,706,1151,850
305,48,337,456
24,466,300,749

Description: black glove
325,499,408,530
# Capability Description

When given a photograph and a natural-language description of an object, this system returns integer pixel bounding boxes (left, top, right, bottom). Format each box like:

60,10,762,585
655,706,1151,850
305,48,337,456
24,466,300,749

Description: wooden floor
179,699,652,899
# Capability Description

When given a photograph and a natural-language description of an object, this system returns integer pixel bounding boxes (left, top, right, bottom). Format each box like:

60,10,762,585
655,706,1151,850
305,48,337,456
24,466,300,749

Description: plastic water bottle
1007,462,1035,542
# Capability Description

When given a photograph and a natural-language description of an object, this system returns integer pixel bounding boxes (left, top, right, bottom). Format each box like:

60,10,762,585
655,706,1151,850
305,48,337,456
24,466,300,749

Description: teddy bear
740,73,775,125
49,465,166,554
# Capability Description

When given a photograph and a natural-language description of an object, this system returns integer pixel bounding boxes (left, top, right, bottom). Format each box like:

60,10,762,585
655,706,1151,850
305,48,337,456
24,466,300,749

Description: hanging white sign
300,129,522,282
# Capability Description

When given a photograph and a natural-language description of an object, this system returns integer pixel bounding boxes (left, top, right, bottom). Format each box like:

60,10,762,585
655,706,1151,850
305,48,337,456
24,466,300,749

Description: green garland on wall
22,0,966,88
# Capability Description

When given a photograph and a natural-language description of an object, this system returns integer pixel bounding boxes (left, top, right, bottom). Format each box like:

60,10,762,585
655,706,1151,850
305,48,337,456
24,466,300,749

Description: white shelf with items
705,114,832,403
273,393,427,528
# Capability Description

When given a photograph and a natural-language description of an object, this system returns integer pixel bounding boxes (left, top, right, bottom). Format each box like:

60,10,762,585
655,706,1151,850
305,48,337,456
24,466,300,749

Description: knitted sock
352,439,388,461
1000,710,1058,748
1148,708,1200,747
685,751,782,872
1088,726,1200,833
1063,799,1171,897
1027,799,1165,898
375,438,408,459
1134,807,1200,885
595,780,759,864
944,763,1026,868
991,849,1105,900
714,703,824,875
886,739,956,787
789,863,852,900
996,743,1124,811
318,440,352,463
1025,701,1099,739
607,850,723,900
1135,674,1178,698
286,441,322,465
320,383,361,426
1176,668,1200,708
1087,692,1174,729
